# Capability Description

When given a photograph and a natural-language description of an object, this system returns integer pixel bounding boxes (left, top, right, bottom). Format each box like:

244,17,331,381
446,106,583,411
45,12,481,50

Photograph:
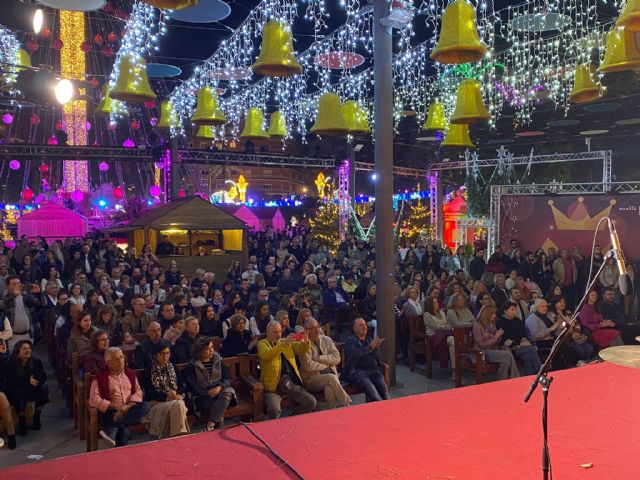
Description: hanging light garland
0,22,21,90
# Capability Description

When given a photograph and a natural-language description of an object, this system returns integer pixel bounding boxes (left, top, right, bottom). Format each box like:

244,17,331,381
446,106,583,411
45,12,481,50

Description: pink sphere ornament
85,121,92,131
21,187,35,201
71,190,84,202
122,138,135,148
9,160,20,170
149,185,162,197
55,120,63,130
39,164,49,173
47,136,58,145
103,46,115,58
177,189,186,198
30,114,40,125
2,113,13,125
112,186,124,199
130,120,140,130
144,100,156,108
26,39,39,52
99,162,109,172
51,38,63,50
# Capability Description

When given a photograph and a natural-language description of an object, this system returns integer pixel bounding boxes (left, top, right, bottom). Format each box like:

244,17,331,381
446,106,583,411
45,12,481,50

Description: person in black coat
133,321,163,369
4,340,49,436
172,317,200,364
220,314,257,358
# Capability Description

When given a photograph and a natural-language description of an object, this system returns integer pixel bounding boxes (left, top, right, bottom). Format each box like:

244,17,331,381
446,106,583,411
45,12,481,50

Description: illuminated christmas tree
404,198,431,241
309,188,340,251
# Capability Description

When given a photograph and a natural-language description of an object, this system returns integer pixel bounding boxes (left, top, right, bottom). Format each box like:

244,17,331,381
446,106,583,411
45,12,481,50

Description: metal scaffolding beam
354,161,425,178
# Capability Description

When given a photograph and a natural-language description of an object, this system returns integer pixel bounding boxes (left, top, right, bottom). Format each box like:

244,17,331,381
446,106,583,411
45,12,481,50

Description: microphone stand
523,249,615,480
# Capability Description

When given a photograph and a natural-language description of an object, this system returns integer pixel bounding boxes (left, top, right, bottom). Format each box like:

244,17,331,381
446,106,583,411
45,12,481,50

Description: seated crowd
0,230,635,450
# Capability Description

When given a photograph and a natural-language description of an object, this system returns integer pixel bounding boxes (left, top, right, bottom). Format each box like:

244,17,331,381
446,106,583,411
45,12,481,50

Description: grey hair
266,320,281,333
303,317,319,329
533,298,548,312
104,346,122,361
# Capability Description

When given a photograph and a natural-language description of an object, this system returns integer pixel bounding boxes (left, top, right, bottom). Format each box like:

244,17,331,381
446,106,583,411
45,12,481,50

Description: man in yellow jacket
257,320,316,419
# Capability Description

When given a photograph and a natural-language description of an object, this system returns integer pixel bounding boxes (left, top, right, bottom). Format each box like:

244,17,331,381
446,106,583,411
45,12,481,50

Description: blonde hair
476,305,497,328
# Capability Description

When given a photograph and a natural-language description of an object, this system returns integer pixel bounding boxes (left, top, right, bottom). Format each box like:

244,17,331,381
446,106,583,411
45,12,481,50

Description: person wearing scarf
184,336,236,432
141,339,189,438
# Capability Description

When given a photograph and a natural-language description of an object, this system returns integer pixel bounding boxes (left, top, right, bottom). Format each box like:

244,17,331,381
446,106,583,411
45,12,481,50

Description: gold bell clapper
194,125,216,140
430,0,488,64
109,54,156,103
140,0,197,9
240,108,269,140
569,64,603,104
422,102,447,130
95,84,128,117
267,111,287,138
450,79,491,124
157,100,179,131
310,92,349,136
192,86,226,126
598,27,640,73
441,123,473,148
252,20,303,77
342,100,371,135
616,0,640,31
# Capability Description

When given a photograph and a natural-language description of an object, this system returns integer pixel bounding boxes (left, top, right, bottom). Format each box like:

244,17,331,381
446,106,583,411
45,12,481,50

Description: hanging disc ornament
9,160,21,170
99,162,109,172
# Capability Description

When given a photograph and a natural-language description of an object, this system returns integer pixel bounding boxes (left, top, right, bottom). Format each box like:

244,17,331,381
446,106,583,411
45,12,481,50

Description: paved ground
0,349,478,470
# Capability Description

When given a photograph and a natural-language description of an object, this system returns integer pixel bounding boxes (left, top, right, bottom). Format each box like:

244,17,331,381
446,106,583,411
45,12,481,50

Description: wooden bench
85,356,263,451
453,327,499,388
407,314,433,377
70,352,88,439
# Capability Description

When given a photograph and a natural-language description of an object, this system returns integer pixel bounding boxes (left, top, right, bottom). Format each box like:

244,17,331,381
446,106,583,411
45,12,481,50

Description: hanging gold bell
598,27,640,73
422,102,447,130
450,79,491,124
267,111,287,138
194,125,216,140
3,49,31,85
430,0,488,65
157,100,179,130
192,86,226,126
617,0,640,31
310,92,348,136
140,0,197,9
109,54,156,103
240,108,269,140
95,84,130,118
441,124,473,149
16,49,31,71
252,20,303,77
569,64,602,104
342,100,371,135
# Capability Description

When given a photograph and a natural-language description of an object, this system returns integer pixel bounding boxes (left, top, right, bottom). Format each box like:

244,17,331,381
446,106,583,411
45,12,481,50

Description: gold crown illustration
547,197,615,231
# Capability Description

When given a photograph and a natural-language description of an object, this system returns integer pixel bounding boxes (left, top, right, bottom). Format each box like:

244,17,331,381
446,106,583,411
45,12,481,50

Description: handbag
276,374,295,396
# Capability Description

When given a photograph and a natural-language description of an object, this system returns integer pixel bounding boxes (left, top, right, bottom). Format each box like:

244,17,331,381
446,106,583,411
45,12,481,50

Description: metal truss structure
488,181,640,254
354,161,425,178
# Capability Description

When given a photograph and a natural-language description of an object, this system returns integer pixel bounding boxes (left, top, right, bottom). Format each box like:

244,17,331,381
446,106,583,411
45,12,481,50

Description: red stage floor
4,362,639,479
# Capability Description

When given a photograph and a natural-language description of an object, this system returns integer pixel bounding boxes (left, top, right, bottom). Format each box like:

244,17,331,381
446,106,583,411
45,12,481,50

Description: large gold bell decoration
598,27,640,73
430,0,488,64
267,111,287,138
157,100,179,131
16,49,31,71
194,125,216,140
617,0,640,31
3,49,31,85
342,100,371,135
310,92,348,136
95,84,129,117
569,64,602,104
192,86,226,126
240,108,269,140
140,0,197,9
450,79,491,124
110,54,156,103
441,124,473,149
252,20,302,77
422,102,447,130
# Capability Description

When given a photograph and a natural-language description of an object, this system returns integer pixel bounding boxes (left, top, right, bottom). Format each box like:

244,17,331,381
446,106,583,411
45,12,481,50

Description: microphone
608,218,632,296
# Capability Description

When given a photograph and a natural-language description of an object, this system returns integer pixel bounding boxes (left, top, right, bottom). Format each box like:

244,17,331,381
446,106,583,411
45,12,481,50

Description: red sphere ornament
21,188,35,202
114,8,127,19
177,189,186,198
41,27,51,39
130,120,140,130
103,3,114,13
144,100,156,108
89,78,99,88
112,186,124,200
39,164,49,173
93,34,104,46
51,38,63,50
30,114,40,126
103,46,114,58
26,39,39,52
80,41,91,53
107,31,118,43
55,121,63,130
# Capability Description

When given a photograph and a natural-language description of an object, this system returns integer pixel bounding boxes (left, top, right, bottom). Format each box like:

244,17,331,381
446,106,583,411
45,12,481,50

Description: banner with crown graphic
499,194,640,259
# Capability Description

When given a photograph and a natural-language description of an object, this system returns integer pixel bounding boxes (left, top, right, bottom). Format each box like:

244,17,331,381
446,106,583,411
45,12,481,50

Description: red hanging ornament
89,78,99,88
177,189,186,198
103,46,114,58
80,41,91,53
93,34,104,46
107,31,118,43
26,39,39,52
30,114,40,125
41,27,51,39
55,120,63,130
21,188,35,202
39,164,49,174
130,120,140,130
144,100,156,108
51,38,63,50
114,8,127,19
103,3,114,13
112,186,124,200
